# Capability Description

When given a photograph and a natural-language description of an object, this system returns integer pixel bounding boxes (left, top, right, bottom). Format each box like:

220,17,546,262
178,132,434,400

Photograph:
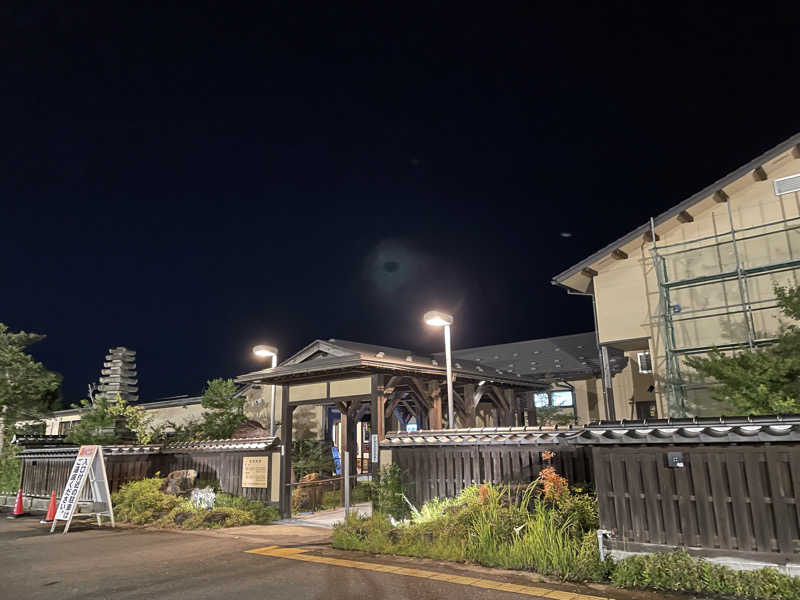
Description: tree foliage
0,323,62,429
65,394,154,445
197,378,246,439
685,284,800,415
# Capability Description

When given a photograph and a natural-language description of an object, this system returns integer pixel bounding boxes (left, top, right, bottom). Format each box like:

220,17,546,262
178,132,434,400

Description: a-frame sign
50,445,115,534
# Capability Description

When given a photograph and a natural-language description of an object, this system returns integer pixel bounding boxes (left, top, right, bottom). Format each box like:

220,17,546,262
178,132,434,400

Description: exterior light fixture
252,344,279,435
423,310,455,429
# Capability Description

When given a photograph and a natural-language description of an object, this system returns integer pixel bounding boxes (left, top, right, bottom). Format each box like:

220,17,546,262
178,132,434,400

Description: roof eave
552,131,800,290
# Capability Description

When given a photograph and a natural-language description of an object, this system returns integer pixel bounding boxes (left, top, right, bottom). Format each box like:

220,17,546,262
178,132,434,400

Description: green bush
178,506,254,529
331,480,800,596
351,483,371,503
215,493,279,524
112,478,186,524
333,482,606,582
371,464,410,520
113,477,279,528
292,439,335,479
0,443,21,493
611,550,800,600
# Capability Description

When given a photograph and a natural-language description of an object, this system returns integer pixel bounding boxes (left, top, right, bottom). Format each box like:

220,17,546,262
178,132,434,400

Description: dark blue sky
4,2,800,403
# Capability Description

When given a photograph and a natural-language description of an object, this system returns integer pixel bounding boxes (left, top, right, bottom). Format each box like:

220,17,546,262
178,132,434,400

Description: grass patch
332,477,800,599
333,481,605,581
112,477,279,529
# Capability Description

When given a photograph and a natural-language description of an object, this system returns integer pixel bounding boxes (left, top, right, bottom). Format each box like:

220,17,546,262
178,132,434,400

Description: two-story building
552,132,800,418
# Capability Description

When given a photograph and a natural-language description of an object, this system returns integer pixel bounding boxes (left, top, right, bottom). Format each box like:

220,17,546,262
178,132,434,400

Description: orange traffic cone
7,489,24,519
41,491,57,524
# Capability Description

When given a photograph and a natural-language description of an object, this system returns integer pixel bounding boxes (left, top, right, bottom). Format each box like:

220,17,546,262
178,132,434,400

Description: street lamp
252,344,279,436
424,310,455,429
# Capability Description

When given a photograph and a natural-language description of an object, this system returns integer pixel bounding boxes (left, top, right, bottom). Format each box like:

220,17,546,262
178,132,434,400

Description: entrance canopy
237,338,546,432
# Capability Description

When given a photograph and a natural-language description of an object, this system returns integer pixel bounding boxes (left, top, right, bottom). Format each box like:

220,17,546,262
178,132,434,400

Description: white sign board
51,445,115,534
241,456,268,488
370,434,379,463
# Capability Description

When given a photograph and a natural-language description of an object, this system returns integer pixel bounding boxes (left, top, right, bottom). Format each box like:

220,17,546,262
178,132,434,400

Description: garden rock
160,469,198,495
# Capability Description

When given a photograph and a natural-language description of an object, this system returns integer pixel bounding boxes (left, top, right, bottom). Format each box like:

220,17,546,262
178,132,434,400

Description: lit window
551,391,574,407
534,393,550,408
637,352,653,373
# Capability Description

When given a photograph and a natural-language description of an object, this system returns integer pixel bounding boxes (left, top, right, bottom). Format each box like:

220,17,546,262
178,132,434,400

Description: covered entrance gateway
237,339,545,517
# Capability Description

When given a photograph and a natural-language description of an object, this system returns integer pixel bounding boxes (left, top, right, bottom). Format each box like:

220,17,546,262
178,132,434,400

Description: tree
65,394,155,445
0,323,62,446
197,378,246,439
685,284,800,415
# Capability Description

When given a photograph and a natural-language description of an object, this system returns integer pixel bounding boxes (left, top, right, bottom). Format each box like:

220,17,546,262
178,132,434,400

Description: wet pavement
0,508,693,600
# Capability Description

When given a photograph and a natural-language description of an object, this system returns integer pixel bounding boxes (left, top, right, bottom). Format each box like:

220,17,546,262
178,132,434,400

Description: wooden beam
643,230,660,242
582,267,598,278
462,384,476,428
714,189,729,203
753,166,767,181
677,210,694,223
611,249,628,260
427,382,442,429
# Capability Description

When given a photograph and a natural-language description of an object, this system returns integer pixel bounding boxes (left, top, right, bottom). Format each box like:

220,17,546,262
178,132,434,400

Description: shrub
112,478,186,524
215,493,279,524
611,550,800,600
113,477,279,528
292,439,335,479
371,464,410,520
351,483,371,503
332,483,607,582
178,506,254,529
0,443,21,492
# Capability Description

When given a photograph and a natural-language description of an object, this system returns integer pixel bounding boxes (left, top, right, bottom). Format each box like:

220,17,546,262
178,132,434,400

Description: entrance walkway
278,502,372,529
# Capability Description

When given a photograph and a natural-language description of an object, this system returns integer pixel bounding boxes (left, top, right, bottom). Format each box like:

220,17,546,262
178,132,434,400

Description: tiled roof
10,434,70,447
382,416,800,446
382,427,580,447
446,332,627,381
161,436,279,452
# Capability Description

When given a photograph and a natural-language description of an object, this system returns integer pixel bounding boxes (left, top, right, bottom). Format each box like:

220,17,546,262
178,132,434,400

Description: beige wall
586,146,800,416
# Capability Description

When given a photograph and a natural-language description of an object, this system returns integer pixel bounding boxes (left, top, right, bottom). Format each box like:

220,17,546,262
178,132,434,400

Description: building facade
553,132,800,417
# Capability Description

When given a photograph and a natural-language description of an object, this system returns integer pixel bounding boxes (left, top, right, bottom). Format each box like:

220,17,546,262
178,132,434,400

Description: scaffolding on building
651,200,800,416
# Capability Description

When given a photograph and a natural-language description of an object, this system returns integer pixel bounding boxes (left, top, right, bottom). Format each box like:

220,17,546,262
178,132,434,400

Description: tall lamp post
423,310,455,429
252,344,279,436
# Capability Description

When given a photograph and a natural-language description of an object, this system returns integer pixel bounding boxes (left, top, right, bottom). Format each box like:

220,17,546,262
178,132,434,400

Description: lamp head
252,344,278,359
423,310,454,327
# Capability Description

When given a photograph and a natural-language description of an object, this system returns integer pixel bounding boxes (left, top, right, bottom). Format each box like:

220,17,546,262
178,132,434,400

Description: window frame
637,351,653,374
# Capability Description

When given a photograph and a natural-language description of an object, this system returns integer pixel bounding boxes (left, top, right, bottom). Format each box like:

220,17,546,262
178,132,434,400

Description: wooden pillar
463,384,476,427
525,391,538,426
340,400,358,480
370,374,386,479
279,385,293,518
428,384,442,430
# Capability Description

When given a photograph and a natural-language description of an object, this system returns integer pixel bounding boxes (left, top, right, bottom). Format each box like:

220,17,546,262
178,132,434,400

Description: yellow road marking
245,545,610,600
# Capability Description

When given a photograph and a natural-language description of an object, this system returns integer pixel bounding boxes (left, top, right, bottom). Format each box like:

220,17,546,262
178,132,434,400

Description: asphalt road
0,511,656,600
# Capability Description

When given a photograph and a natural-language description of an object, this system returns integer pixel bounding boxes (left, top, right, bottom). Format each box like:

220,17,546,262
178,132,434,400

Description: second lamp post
424,310,455,429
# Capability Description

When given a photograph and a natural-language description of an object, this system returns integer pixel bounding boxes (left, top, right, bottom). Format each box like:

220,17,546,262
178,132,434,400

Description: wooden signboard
242,456,268,488
51,445,115,534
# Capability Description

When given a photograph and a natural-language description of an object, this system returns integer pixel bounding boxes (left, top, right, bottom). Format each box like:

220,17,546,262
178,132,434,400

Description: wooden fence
17,440,279,505
391,444,592,506
593,444,800,563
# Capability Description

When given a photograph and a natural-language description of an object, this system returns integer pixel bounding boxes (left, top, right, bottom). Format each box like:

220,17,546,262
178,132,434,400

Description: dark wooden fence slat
689,453,716,549
726,452,753,551
641,454,663,545
744,451,774,553
707,453,733,550
765,449,794,555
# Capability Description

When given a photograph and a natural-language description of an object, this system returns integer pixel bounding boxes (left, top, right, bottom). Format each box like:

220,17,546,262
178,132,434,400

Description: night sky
4,3,800,404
